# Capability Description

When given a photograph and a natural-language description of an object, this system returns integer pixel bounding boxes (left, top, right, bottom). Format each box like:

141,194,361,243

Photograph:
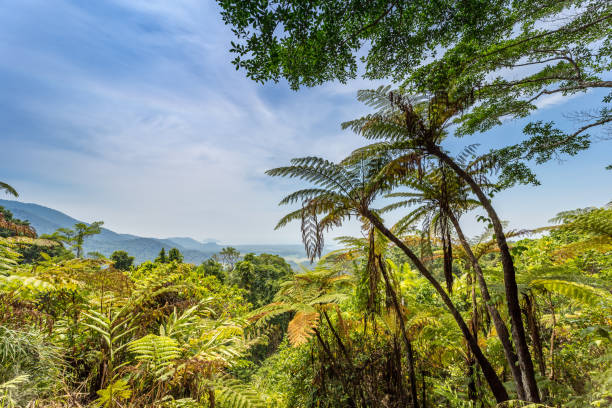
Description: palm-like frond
558,207,612,239
128,334,181,380
529,279,611,308
0,182,18,197
267,157,354,196
250,267,352,347
287,311,319,346
214,377,267,408
268,154,396,261
160,304,200,340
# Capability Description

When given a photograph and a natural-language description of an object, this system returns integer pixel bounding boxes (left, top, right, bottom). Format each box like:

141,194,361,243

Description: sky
1,0,610,245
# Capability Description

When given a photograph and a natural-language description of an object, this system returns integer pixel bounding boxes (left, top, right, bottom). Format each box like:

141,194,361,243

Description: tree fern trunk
547,293,556,381
313,328,358,408
208,389,215,408
321,311,368,406
378,255,420,408
448,211,527,400
524,294,546,377
442,228,454,293
431,146,540,403
365,210,509,403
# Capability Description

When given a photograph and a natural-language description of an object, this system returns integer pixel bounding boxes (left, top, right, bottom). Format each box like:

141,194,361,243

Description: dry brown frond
288,311,320,346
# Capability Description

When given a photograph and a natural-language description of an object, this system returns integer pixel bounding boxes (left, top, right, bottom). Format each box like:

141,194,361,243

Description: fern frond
0,182,18,197
0,374,29,391
288,311,319,346
215,377,267,408
128,334,180,380
529,279,611,307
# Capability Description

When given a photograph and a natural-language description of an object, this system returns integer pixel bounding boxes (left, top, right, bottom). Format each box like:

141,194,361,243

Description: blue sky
1,0,610,245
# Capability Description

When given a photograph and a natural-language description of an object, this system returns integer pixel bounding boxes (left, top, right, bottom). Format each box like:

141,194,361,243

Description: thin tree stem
364,210,509,403
448,211,527,400
430,145,540,403
377,255,420,408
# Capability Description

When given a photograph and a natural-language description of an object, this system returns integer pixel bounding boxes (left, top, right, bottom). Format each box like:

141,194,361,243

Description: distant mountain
0,199,309,264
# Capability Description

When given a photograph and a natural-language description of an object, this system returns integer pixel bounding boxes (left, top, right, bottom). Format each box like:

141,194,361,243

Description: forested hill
0,199,308,263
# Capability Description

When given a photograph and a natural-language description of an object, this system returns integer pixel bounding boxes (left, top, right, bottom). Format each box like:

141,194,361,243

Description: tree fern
0,182,18,197
250,268,352,347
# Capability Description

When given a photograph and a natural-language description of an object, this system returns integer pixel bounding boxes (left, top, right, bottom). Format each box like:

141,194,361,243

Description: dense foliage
214,0,611,405
0,199,609,407
1,0,610,406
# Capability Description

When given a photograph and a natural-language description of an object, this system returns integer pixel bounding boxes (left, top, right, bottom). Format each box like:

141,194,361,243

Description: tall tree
219,246,240,270
111,250,134,271
155,248,167,263
342,87,541,401
218,2,612,402
51,221,103,258
168,248,184,263
72,222,103,258
381,163,529,398
218,0,611,147
267,156,510,402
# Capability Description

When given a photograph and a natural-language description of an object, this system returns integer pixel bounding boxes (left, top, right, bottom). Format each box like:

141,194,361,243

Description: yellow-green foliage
0,243,265,407
128,334,180,380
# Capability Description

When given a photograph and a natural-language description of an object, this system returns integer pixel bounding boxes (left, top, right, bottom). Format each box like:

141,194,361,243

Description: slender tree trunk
430,146,540,402
467,273,478,404
467,357,478,404
365,210,509,403
448,211,527,400
421,370,427,408
322,311,368,406
442,228,454,293
546,293,556,381
208,389,215,408
524,294,546,377
377,255,420,407
524,293,549,400
392,336,410,406
322,311,351,362
313,328,358,408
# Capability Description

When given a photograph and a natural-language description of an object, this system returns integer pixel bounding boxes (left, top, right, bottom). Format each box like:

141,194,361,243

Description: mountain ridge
0,199,308,264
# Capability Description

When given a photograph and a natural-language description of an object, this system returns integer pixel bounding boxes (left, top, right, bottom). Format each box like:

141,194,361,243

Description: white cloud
1,0,609,248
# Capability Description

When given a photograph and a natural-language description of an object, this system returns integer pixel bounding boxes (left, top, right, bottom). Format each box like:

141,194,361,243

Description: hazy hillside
0,199,309,264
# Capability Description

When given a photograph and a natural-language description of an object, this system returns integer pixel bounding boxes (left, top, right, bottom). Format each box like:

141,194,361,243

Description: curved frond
0,182,18,197
287,311,319,347
215,377,267,408
529,279,611,307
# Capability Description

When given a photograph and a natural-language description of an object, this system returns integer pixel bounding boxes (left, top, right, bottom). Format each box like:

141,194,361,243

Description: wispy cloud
0,0,371,244
1,0,609,246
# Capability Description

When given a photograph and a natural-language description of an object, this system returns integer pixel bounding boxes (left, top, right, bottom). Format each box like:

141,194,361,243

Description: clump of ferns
0,325,65,404
118,300,262,404
127,272,198,327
